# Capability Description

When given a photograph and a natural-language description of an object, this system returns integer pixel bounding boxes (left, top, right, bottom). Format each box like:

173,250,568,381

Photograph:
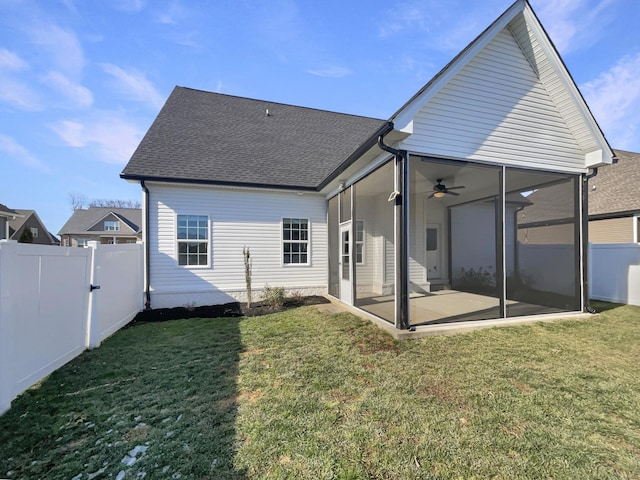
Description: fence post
0,241,12,413
86,241,100,349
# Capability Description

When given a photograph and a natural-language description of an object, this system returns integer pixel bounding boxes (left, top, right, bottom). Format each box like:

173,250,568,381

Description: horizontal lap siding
589,217,633,244
401,29,585,171
149,184,327,296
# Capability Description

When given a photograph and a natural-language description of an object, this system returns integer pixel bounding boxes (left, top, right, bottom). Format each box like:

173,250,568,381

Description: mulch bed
130,295,330,324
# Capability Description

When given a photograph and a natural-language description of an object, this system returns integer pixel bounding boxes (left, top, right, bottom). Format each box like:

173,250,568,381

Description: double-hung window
104,221,120,231
177,215,209,266
283,218,309,264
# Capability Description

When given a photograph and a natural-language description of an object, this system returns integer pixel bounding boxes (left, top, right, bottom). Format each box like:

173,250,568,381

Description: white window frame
104,220,120,231
634,214,640,243
77,238,88,247
355,220,365,265
176,214,210,268
282,217,310,266
30,227,38,238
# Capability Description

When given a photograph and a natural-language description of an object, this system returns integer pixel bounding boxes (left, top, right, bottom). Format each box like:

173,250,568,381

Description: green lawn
1,302,639,479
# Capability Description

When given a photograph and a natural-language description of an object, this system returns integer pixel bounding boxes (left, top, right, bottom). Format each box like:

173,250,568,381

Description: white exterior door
426,224,441,280
339,223,353,305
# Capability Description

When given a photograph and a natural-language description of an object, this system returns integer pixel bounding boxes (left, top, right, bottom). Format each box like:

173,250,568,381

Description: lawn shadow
0,314,249,479
589,300,627,312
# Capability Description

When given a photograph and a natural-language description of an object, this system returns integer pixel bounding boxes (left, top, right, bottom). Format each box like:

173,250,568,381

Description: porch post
394,151,410,330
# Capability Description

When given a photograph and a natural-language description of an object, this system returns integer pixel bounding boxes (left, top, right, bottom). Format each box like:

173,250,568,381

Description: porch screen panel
505,169,580,315
354,161,395,324
328,194,339,298
408,158,502,325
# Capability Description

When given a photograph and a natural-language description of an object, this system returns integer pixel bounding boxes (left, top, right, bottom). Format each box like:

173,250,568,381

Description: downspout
141,180,151,310
582,168,598,314
378,132,411,330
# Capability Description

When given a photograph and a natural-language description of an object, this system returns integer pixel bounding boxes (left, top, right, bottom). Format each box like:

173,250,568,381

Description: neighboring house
0,204,20,240
58,207,142,247
7,209,59,245
588,149,640,243
121,0,614,331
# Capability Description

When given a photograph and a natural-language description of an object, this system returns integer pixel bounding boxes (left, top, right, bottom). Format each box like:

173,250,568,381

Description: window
77,238,88,247
177,215,209,266
104,221,120,231
355,220,365,264
30,227,38,238
283,218,309,264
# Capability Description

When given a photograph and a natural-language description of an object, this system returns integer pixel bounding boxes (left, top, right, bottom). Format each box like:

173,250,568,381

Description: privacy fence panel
0,241,143,414
590,243,640,306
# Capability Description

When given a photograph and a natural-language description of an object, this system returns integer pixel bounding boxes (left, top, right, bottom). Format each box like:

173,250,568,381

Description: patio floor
355,289,565,326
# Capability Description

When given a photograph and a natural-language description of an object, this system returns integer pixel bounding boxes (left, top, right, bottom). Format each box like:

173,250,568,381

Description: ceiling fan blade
427,192,436,199
445,190,460,196
447,185,465,190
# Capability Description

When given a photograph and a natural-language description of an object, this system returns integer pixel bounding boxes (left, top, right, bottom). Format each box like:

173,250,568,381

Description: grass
1,301,639,479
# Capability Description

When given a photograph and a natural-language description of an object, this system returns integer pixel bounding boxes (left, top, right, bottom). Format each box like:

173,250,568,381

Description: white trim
281,217,311,266
175,213,211,269
634,214,640,243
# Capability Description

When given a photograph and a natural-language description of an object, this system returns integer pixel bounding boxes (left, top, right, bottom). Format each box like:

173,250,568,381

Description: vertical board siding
149,184,327,303
400,29,585,171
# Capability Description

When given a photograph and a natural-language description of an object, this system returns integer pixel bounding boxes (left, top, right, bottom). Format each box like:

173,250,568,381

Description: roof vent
265,109,271,117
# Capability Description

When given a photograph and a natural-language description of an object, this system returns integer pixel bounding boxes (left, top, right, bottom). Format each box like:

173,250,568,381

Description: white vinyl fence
0,240,143,414
590,243,640,306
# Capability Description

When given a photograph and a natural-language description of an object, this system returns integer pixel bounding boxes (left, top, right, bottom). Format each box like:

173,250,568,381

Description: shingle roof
121,86,389,190
58,207,142,235
0,203,18,217
589,149,640,216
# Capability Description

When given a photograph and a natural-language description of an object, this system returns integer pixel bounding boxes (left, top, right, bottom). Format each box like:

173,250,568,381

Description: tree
69,192,88,211
19,228,33,243
89,199,141,209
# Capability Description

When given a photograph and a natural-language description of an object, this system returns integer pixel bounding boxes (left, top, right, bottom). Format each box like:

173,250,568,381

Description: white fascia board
521,7,614,166
392,0,526,132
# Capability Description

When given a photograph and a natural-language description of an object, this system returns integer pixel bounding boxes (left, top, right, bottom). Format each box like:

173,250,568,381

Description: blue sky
1,0,639,234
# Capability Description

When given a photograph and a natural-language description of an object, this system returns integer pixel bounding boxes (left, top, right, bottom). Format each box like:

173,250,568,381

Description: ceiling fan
428,178,465,199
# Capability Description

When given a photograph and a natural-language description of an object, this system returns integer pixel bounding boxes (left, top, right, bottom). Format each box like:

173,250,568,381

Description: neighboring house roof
121,87,389,190
589,150,640,217
8,209,59,244
58,207,142,236
0,203,19,218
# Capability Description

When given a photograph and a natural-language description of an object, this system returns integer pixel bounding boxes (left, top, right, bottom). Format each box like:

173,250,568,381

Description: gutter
378,129,411,331
317,121,394,191
141,180,151,310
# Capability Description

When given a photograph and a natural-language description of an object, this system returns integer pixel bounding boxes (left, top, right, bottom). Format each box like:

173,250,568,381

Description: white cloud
580,52,640,150
306,66,352,78
0,75,41,110
0,134,50,172
51,113,144,164
42,71,93,108
27,23,85,76
100,63,164,110
534,0,615,54
0,48,28,71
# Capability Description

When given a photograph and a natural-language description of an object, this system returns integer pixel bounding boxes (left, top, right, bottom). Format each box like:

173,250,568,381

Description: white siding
148,183,327,308
400,29,585,172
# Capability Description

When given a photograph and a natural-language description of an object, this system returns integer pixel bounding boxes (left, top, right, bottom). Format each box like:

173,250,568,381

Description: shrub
262,285,285,309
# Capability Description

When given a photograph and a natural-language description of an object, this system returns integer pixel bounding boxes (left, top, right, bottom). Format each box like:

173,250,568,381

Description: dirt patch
130,295,330,324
